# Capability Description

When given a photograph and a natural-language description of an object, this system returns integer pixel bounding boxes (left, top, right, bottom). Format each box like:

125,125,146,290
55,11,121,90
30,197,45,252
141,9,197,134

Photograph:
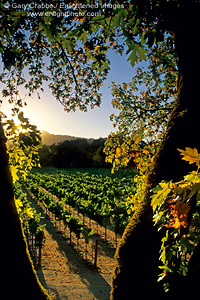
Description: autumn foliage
151,147,200,291
165,199,190,229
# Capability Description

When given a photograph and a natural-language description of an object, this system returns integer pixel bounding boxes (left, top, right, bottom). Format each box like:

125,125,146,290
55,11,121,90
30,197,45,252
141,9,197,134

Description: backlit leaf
178,147,200,167
151,181,172,212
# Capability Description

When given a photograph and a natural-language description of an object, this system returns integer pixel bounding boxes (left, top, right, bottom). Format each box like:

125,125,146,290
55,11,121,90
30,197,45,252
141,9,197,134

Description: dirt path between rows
24,187,119,300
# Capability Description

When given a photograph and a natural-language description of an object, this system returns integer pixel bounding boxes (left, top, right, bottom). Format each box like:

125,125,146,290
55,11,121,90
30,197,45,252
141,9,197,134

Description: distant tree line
39,138,111,168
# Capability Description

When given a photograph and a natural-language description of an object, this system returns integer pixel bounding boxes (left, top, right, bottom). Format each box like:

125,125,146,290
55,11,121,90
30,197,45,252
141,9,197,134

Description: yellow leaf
25,207,34,219
142,149,149,155
116,147,121,157
94,45,100,51
10,166,19,183
15,198,23,213
151,181,173,212
178,147,200,167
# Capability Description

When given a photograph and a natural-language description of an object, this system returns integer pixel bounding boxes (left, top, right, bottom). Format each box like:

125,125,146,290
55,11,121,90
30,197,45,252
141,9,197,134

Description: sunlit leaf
178,147,200,167
151,181,173,212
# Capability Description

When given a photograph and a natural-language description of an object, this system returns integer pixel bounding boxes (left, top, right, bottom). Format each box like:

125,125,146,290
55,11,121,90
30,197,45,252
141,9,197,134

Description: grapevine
26,168,136,236
13,182,45,266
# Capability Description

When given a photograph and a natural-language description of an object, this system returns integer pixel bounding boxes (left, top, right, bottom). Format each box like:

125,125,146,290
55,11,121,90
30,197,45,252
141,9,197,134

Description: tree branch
57,41,81,94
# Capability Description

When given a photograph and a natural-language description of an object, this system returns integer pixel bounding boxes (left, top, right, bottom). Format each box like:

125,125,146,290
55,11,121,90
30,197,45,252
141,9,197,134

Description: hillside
41,131,78,145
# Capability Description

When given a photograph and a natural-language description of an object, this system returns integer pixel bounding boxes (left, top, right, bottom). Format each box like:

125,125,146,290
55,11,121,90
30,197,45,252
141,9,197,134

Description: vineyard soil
37,222,115,300
25,186,118,300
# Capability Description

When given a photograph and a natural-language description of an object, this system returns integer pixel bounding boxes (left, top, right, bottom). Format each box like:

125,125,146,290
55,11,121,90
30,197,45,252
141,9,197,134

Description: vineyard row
26,169,135,235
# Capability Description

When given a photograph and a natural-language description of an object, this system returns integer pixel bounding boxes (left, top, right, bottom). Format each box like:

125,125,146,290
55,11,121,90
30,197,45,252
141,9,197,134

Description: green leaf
38,22,54,41
62,39,73,52
180,237,194,253
112,9,128,28
137,46,147,61
127,46,137,67
79,30,88,43
151,181,172,212
188,182,200,199
126,42,146,67
159,230,170,264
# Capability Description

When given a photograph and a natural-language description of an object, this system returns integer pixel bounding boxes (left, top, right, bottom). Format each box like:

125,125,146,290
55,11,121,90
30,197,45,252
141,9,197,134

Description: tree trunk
0,115,51,299
110,5,200,300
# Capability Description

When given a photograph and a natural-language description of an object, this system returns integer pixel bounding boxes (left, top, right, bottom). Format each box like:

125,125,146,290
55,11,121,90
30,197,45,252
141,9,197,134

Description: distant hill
41,131,79,145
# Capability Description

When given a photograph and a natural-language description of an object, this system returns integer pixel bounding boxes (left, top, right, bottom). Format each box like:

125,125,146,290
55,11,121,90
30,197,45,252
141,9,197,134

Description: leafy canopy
1,0,194,114
104,34,178,174
151,148,200,292
0,0,197,193
3,112,41,182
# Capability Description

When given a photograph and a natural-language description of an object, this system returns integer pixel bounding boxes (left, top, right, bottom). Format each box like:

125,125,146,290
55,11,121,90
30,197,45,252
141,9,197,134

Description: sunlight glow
1,50,136,138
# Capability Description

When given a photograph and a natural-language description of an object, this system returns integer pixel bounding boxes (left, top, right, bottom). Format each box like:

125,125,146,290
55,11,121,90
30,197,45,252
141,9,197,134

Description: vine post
36,231,44,268
94,239,99,268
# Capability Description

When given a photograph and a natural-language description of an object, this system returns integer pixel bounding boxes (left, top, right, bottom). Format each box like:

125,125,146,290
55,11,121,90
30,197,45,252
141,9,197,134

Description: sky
1,50,137,139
